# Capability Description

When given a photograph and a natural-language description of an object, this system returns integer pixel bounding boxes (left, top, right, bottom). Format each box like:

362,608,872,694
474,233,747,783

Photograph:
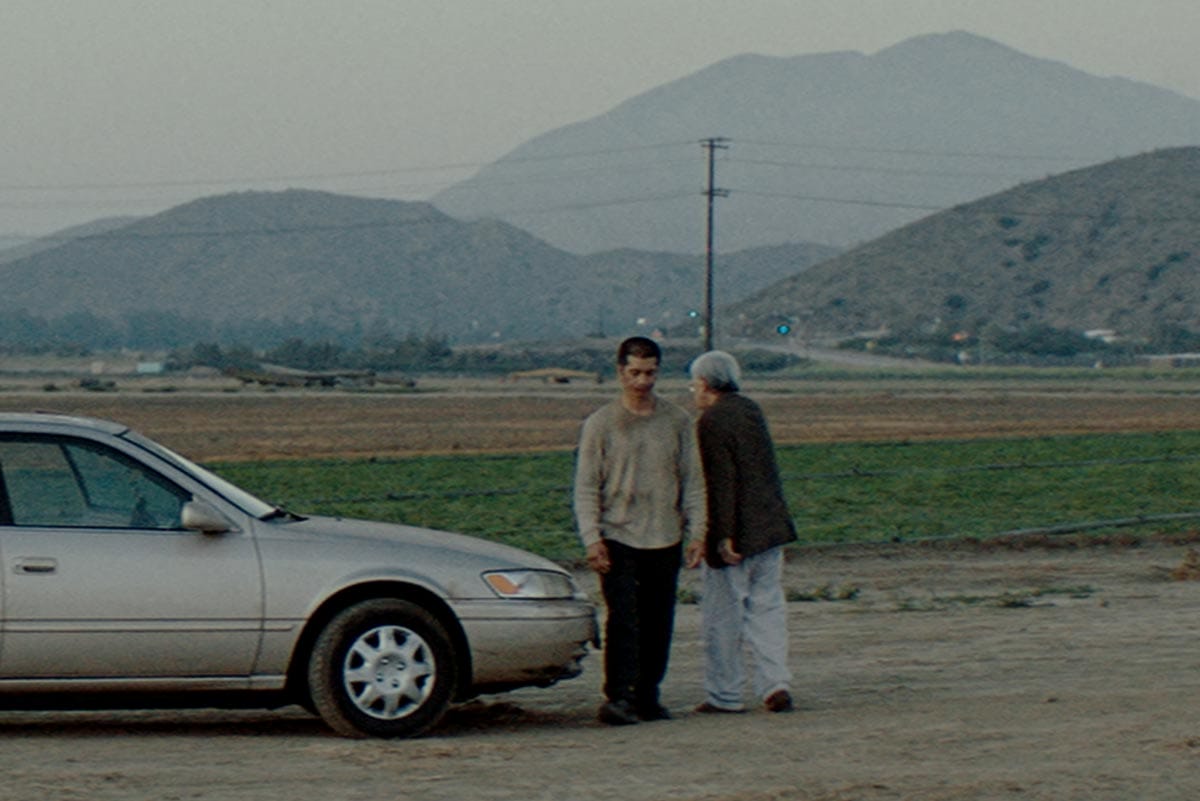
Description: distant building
1084,329,1119,344
1143,353,1200,368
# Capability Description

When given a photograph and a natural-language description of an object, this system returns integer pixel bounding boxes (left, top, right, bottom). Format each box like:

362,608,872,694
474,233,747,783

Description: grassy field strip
211,430,1200,560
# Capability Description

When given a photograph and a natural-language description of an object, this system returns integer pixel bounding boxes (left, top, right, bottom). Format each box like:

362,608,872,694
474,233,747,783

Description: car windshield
120,429,278,519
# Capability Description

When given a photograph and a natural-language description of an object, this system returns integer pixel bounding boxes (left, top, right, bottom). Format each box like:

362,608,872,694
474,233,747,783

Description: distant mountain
724,147,1200,341
434,31,1200,255
0,217,139,264
0,190,836,345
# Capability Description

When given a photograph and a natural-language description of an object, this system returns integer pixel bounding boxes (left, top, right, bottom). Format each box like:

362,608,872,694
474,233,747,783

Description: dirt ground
5,379,1200,460
1,544,1198,801
1,384,1199,799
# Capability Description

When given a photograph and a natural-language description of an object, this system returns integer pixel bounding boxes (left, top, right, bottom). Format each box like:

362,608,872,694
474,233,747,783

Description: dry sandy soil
0,383,1199,799
1,545,1198,801
5,378,1200,460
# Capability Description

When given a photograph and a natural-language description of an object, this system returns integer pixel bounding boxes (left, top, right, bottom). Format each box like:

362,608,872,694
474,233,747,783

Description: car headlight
482,570,577,600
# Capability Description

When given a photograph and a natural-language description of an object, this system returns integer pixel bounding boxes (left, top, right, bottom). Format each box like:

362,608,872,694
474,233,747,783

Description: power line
11,181,1200,249
12,187,1200,249
6,135,1198,245
731,187,946,212
421,157,699,194
453,189,700,219
734,137,1096,165
731,187,1200,224
0,141,698,194
8,189,703,246
0,137,1099,198
728,156,1035,180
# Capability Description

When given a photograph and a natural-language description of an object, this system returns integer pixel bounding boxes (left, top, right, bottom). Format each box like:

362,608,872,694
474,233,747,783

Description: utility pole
701,137,729,352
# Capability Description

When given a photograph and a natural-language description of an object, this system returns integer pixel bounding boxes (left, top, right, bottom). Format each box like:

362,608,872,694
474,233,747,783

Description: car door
0,434,262,679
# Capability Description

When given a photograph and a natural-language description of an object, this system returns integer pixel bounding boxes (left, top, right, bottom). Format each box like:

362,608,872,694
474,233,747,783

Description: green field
210,430,1200,561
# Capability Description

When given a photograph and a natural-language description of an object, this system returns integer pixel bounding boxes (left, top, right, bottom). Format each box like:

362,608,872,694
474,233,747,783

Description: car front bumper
454,598,598,691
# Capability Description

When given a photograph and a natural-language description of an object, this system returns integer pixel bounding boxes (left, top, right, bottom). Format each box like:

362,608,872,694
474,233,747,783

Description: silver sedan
0,412,597,737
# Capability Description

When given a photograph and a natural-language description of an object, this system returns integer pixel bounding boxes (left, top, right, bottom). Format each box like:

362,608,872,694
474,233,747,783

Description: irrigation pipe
991,511,1200,538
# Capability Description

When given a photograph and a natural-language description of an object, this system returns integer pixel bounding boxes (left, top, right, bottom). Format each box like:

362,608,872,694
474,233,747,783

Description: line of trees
169,335,455,373
5,309,1200,371
843,323,1200,366
0,310,390,353
164,339,805,376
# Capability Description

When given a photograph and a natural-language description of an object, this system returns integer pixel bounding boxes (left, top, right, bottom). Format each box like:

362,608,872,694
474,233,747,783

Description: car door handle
14,558,58,575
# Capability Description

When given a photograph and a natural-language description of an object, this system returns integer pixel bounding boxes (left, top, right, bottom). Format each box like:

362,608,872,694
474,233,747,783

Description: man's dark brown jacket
696,392,798,569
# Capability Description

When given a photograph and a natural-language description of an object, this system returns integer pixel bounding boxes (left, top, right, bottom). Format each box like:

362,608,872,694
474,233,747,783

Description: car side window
0,436,190,530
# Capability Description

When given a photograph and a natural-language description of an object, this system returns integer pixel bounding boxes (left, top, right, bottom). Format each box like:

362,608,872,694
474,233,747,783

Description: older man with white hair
686,350,797,714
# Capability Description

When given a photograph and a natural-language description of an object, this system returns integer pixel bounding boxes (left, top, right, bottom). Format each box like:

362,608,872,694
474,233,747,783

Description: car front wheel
308,599,457,738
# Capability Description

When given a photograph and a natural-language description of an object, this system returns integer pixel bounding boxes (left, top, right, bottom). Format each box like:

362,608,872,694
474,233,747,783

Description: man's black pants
599,539,682,708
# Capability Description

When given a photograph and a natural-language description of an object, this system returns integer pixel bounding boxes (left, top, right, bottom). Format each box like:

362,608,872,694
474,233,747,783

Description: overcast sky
3,0,1198,240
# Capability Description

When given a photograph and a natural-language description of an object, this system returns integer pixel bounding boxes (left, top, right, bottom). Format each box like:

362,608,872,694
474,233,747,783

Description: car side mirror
181,499,234,535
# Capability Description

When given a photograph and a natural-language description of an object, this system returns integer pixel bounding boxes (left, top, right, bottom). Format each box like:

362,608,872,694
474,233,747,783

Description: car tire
307,599,457,738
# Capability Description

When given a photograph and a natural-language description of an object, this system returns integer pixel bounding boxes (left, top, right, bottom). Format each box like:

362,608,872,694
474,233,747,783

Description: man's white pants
700,546,792,710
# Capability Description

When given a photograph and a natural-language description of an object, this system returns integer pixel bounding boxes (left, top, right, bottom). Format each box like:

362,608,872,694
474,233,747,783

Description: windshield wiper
261,506,307,522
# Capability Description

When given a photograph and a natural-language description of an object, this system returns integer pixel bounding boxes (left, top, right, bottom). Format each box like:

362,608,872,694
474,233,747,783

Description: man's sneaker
764,690,794,713
637,702,672,721
597,699,639,726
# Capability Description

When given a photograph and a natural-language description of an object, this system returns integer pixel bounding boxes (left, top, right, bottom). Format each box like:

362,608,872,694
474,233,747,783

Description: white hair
689,350,741,392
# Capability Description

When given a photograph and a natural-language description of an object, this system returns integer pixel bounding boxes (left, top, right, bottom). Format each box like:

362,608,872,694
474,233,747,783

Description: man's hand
684,540,705,569
718,538,743,566
586,541,611,574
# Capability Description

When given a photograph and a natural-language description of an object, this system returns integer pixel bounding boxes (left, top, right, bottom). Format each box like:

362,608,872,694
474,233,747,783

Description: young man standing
686,350,797,714
574,336,706,725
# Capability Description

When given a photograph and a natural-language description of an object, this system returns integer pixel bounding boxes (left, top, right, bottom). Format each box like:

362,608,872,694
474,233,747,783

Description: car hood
268,514,569,574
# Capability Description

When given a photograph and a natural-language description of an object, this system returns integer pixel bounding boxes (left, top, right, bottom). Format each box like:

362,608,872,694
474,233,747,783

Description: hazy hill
434,31,1200,255
0,217,139,264
0,190,836,345
725,147,1200,342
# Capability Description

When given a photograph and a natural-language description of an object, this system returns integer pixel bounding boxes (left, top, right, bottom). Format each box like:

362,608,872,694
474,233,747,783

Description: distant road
736,340,938,369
